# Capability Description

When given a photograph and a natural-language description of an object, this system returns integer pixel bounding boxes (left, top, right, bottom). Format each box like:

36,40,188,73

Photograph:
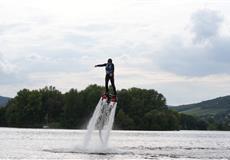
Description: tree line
0,85,208,130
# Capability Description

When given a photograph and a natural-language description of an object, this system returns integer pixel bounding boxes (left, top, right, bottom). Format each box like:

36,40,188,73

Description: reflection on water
0,128,230,159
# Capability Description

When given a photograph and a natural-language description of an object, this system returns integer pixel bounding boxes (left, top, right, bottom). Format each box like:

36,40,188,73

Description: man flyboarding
95,58,117,102
95,58,117,144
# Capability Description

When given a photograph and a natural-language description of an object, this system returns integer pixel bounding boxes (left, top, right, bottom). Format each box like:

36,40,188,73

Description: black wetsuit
96,62,117,95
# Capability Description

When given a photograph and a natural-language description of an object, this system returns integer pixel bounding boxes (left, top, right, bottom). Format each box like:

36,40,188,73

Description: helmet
108,58,112,63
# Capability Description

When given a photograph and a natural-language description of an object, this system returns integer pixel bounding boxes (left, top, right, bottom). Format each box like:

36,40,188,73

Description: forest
0,85,208,130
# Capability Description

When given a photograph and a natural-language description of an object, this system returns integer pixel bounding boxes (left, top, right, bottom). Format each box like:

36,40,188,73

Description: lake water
0,128,230,160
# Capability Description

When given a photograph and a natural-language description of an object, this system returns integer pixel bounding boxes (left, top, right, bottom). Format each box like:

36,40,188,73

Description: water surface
0,128,230,159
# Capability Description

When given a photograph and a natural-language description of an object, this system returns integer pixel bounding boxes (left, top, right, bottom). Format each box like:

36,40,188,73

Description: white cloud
1,0,230,105
190,9,223,42
154,9,230,76
0,52,24,85
0,52,18,74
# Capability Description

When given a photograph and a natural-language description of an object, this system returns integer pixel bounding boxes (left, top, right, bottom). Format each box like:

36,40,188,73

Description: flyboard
83,93,117,147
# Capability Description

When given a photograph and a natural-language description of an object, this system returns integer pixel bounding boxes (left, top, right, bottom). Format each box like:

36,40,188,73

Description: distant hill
172,96,230,130
173,96,230,117
0,96,11,107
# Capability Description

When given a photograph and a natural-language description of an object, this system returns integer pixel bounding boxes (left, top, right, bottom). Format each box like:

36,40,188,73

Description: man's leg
105,74,109,94
110,76,117,95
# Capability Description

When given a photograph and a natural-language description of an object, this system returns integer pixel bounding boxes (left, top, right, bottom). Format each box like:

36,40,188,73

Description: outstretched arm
95,63,107,67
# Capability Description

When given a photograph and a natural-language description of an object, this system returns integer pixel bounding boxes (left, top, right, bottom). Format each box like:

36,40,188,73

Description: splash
83,98,117,149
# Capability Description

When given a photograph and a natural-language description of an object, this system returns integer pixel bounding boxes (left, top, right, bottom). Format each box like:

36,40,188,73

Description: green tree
115,109,135,130
179,114,207,130
116,88,167,130
62,88,81,128
2,84,211,130
0,107,7,126
40,86,64,127
5,89,43,127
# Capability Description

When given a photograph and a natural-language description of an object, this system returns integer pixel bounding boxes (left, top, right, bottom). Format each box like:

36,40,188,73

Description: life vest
106,63,114,75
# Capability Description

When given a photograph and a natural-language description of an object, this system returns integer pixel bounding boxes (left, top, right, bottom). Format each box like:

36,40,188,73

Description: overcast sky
0,0,230,105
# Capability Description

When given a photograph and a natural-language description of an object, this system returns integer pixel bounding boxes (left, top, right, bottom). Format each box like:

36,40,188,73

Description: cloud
0,52,24,85
154,9,230,76
62,33,97,47
0,52,17,74
155,36,230,76
152,74,230,105
190,9,223,42
1,1,230,105
16,51,90,73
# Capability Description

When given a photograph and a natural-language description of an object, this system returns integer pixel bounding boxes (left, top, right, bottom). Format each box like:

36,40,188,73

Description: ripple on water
43,145,134,156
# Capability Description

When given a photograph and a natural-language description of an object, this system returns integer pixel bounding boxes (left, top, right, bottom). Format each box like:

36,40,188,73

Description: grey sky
191,9,223,42
0,0,230,105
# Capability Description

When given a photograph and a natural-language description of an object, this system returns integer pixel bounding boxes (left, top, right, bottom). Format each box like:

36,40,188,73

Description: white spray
83,98,117,149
